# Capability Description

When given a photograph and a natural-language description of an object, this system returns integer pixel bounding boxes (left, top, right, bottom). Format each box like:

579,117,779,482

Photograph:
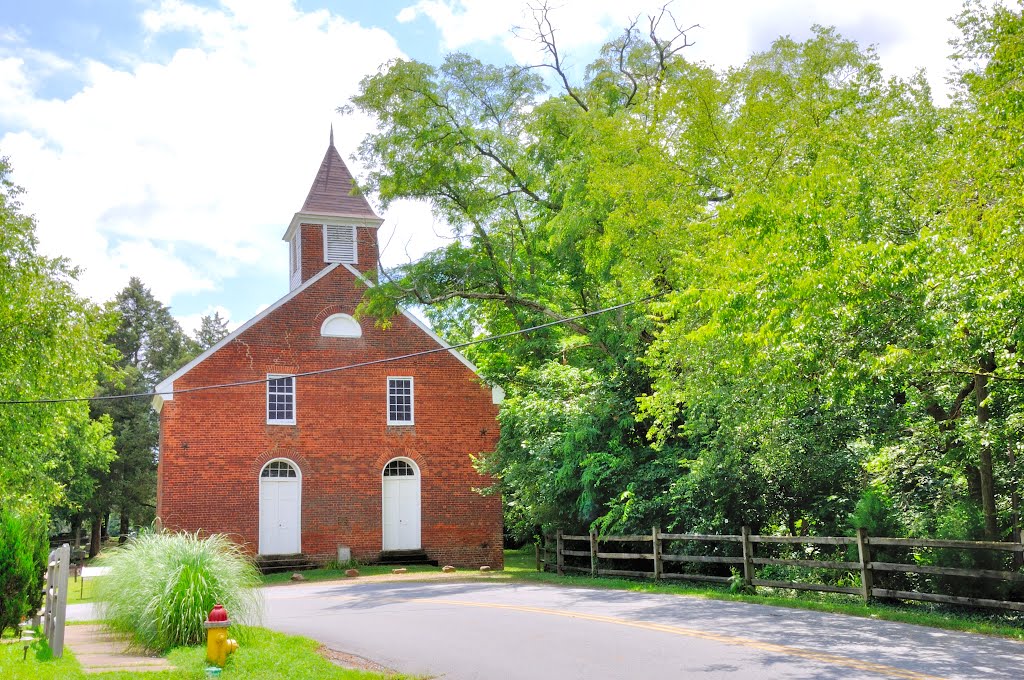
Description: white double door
382,475,421,550
259,478,301,555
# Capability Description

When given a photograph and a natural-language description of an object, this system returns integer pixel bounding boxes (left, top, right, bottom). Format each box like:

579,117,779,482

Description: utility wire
0,292,664,406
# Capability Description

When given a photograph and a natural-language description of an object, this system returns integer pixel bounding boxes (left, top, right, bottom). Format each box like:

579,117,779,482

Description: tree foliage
0,508,48,635
88,277,196,540
350,3,1024,547
0,156,115,513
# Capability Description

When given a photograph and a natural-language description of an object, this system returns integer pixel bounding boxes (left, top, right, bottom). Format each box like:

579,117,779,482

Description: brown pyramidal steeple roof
300,126,379,220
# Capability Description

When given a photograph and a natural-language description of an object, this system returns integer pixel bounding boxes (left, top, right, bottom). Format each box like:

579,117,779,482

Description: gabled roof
300,132,380,221
152,263,341,407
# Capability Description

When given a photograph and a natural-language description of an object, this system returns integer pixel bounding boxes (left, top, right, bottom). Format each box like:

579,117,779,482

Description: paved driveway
262,579,1024,679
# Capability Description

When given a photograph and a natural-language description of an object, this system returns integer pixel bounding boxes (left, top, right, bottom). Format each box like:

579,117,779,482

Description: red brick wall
156,265,503,568
299,223,379,284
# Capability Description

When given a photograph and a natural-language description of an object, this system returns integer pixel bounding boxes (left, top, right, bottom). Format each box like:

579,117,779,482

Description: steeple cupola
282,129,383,289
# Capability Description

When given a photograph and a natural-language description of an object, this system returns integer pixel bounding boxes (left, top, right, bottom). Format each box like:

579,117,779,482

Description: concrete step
375,550,437,566
254,553,318,574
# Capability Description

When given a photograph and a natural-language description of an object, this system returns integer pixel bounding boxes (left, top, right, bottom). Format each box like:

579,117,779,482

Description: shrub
927,501,1006,600
97,531,261,651
0,507,48,636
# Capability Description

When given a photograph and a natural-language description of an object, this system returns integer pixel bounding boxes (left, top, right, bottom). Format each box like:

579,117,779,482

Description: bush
0,507,48,636
97,531,261,651
927,501,1006,600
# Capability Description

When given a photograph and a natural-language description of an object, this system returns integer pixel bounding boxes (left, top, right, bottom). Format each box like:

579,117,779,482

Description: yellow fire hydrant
204,603,239,667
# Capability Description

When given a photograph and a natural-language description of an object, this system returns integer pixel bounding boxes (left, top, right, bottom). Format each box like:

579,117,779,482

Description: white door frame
258,458,302,555
381,457,421,550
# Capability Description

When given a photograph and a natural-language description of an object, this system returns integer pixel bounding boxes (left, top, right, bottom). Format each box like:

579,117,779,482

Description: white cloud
397,0,966,101
0,0,404,313
0,0,974,331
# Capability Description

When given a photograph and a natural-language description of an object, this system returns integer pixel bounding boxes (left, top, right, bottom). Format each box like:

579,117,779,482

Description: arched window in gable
320,313,362,338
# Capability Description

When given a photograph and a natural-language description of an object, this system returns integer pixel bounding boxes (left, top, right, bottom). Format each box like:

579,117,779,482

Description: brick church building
153,133,504,568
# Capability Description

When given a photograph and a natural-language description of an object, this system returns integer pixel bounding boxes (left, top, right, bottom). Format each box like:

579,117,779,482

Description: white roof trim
152,264,341,404
341,263,503,404
282,212,384,241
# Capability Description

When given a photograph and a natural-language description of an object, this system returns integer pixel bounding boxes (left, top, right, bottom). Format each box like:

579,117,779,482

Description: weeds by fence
537,528,1024,613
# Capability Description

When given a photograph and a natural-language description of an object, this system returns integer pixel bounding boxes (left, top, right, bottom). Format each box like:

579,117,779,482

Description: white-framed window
383,459,416,477
267,374,295,425
387,377,414,425
324,225,357,264
261,460,298,478
320,313,362,338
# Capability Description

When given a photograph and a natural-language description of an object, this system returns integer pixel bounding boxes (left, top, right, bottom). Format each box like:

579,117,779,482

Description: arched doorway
382,458,420,550
259,459,301,555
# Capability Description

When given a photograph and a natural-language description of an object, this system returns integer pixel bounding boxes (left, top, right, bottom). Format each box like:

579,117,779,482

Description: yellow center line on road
405,598,948,680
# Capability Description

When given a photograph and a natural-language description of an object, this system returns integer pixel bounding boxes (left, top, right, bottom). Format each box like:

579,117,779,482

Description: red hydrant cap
207,604,229,622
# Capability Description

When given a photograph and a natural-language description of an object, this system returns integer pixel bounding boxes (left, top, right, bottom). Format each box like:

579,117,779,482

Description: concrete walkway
63,625,173,674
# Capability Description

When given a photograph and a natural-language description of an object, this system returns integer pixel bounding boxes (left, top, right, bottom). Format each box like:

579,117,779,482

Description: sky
0,0,969,335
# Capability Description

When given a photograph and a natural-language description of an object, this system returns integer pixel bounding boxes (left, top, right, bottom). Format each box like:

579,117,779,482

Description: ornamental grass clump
97,531,261,651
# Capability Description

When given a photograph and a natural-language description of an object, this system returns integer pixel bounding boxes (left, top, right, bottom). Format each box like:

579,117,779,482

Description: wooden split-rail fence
536,528,1024,613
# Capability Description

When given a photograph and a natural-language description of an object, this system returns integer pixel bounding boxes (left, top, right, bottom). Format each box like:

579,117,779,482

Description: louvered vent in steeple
324,225,357,264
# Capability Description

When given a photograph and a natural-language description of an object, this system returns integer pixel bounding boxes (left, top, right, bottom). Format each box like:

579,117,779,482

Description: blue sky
0,0,966,334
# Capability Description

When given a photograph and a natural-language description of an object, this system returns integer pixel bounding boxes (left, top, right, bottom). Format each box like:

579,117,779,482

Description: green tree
0,508,48,635
89,278,195,552
351,3,1024,556
195,311,230,350
0,156,115,513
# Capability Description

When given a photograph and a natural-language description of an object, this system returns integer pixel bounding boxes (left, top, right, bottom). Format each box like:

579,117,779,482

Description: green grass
497,547,1024,640
66,575,99,604
1,626,412,679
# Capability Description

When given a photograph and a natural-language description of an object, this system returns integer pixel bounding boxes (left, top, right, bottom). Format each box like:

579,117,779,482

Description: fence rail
535,528,1024,612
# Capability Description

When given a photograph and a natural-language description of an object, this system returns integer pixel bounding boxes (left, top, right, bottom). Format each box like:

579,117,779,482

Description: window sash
267,375,295,424
387,377,413,425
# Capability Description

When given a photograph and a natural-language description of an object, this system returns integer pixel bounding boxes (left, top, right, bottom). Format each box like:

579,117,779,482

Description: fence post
556,529,564,576
590,531,598,576
856,527,873,604
535,539,541,572
52,544,69,658
741,526,754,587
43,549,55,635
652,526,662,580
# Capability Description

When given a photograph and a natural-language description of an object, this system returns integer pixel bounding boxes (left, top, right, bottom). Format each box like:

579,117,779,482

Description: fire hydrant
204,603,239,667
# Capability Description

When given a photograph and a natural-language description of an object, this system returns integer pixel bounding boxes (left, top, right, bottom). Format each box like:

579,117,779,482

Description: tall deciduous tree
351,3,1024,550
0,156,115,514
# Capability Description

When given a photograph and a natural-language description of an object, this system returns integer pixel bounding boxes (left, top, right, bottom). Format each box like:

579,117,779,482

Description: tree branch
523,1,589,111
420,290,613,356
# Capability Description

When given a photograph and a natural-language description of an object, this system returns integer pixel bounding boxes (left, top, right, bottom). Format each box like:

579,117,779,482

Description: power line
0,292,664,406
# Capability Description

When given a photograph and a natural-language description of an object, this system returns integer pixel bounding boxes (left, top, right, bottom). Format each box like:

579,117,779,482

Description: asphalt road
262,579,1024,679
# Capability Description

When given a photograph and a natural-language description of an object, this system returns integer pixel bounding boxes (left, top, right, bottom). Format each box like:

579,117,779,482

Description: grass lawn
0,626,413,679
66,574,99,604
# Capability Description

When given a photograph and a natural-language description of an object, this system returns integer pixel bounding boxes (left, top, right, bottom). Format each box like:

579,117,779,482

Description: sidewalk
63,625,173,674
66,603,101,622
